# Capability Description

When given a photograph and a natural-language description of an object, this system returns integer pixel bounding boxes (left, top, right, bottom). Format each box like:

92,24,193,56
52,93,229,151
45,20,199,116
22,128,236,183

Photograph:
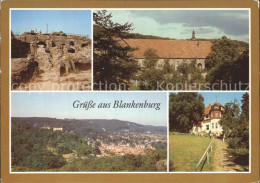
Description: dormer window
204,114,209,119
213,105,219,110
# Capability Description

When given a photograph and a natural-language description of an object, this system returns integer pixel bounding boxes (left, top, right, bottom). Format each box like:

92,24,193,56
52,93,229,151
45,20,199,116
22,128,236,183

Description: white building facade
192,102,225,136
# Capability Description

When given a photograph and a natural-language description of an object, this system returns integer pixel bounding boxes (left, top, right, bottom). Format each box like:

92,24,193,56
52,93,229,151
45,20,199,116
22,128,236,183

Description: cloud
104,10,249,42
132,10,249,36
181,27,216,35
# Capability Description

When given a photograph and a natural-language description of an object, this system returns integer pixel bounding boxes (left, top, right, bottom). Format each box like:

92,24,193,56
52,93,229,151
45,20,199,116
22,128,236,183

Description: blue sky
105,10,249,42
11,92,167,127
171,92,248,109
199,92,247,108
11,10,92,37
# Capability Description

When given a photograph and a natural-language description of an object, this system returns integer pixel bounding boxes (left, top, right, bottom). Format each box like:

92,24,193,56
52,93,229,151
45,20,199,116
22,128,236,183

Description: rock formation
11,31,91,90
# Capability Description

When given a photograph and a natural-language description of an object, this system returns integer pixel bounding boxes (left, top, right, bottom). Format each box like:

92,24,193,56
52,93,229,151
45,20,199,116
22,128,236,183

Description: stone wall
11,58,39,86
136,58,206,71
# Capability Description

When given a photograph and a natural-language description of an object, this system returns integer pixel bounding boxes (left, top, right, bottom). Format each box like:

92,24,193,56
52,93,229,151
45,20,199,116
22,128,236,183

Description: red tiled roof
203,102,224,117
122,39,212,59
215,103,224,108
204,102,211,115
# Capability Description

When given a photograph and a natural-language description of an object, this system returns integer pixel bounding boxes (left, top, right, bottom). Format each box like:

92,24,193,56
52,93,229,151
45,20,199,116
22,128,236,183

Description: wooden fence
193,140,214,172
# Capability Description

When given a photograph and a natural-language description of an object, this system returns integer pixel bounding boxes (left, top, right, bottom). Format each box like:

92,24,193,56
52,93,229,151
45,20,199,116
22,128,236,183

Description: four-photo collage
10,9,250,173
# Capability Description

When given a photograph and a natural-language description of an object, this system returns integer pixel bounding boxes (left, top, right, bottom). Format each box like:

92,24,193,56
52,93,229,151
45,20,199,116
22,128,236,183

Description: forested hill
94,24,174,40
94,25,249,50
11,117,167,136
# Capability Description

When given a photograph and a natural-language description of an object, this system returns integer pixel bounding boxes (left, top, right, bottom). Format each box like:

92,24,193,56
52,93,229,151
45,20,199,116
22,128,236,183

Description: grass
169,133,213,172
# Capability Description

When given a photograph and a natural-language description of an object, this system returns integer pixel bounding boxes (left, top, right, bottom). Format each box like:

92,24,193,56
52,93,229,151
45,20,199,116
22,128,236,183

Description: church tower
192,29,196,40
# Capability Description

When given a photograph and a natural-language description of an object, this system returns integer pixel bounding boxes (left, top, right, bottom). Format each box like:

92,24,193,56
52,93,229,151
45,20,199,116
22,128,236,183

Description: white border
91,9,94,90
166,93,169,172
248,8,251,172
9,8,251,174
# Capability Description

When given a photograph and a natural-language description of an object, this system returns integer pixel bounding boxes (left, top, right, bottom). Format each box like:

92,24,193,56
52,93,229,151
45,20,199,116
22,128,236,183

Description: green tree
139,68,165,90
206,36,240,69
241,92,249,119
152,141,167,150
163,59,173,75
144,48,159,68
239,92,249,149
177,63,190,79
176,60,204,88
94,146,101,155
169,93,204,132
219,96,249,149
95,141,101,147
93,10,139,90
205,36,247,89
189,60,205,85
57,143,72,154
232,49,249,90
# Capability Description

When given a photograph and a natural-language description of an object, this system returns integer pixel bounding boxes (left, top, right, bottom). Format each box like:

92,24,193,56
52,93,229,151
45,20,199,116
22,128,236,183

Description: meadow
169,133,213,172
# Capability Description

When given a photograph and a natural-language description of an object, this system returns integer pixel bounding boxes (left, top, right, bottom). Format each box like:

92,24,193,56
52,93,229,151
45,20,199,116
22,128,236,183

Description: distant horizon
12,30,90,37
11,116,167,127
11,92,167,127
105,10,249,42
11,10,92,38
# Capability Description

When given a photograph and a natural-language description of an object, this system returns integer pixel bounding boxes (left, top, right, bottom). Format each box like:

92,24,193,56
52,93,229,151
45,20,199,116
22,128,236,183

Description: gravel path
212,139,244,172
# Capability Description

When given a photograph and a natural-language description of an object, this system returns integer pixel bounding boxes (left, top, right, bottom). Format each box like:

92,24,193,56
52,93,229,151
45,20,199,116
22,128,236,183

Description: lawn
169,133,213,172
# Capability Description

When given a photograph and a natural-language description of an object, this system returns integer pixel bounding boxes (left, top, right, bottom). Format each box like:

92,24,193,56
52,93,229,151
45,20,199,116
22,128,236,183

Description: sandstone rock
11,31,92,90
11,58,38,88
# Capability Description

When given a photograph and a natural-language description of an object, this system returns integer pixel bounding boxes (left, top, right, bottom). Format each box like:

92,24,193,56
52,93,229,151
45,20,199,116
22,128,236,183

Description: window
212,123,214,129
219,113,221,117
215,113,218,117
216,123,218,129
206,125,209,130
158,63,163,68
211,113,213,117
197,63,202,71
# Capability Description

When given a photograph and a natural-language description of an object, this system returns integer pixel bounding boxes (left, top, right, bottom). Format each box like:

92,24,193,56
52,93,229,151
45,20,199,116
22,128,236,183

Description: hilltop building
41,126,63,131
53,127,63,131
192,102,225,136
42,125,51,130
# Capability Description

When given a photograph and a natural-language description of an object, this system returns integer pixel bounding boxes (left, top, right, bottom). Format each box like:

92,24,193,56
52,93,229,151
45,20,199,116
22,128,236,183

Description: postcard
1,0,259,183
